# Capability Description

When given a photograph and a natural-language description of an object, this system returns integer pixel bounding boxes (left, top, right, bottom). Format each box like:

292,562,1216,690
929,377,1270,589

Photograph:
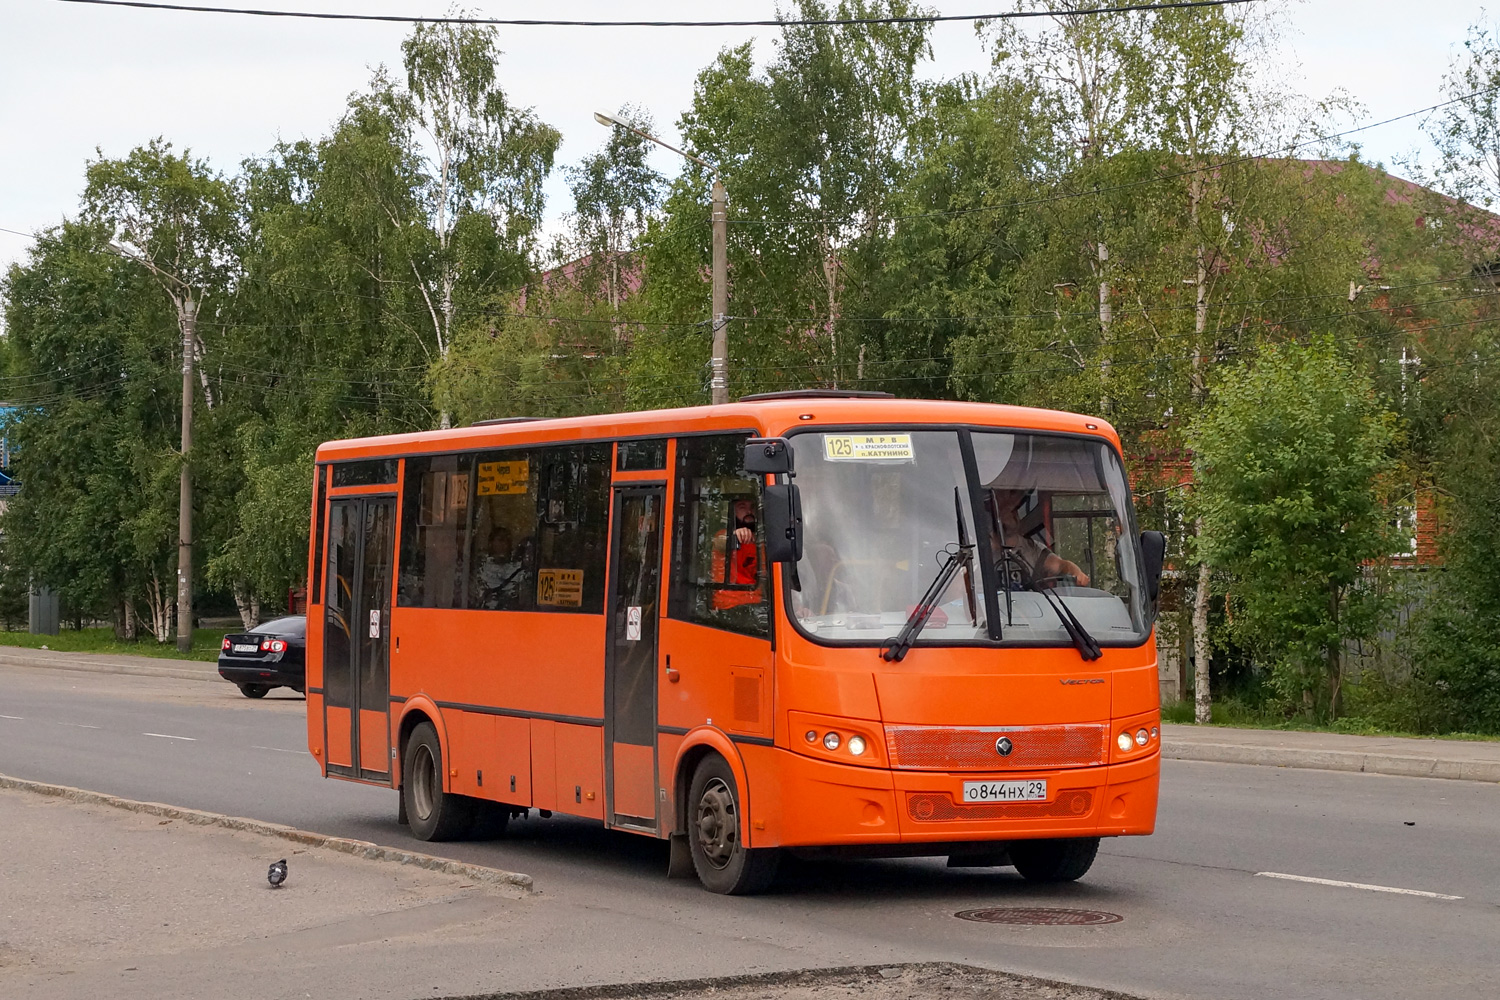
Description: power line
53,0,1263,29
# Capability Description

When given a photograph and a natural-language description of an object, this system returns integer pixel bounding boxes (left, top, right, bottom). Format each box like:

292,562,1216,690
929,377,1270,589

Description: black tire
238,683,269,699
402,722,474,841
1010,837,1100,883
687,755,779,895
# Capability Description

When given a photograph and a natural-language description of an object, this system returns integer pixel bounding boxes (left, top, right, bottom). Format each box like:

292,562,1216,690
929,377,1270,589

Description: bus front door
605,486,664,831
322,496,395,784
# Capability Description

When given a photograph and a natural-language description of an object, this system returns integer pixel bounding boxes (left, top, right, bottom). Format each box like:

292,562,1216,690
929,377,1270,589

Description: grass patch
1161,699,1500,742
0,627,230,663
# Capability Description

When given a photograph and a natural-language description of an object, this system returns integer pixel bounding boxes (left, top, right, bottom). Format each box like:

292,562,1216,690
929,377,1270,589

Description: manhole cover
955,907,1123,926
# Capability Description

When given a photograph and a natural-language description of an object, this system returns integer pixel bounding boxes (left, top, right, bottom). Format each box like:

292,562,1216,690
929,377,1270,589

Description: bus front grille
906,789,1094,822
884,723,1109,771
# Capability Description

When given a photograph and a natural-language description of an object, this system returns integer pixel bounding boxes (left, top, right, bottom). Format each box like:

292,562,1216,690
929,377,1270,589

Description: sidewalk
0,644,218,682
0,782,530,1000
1163,723,1500,783
4,644,1497,784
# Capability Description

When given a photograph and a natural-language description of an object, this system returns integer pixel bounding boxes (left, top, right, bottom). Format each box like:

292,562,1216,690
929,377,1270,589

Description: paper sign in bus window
477,459,530,496
823,433,914,462
537,568,584,608
626,606,642,641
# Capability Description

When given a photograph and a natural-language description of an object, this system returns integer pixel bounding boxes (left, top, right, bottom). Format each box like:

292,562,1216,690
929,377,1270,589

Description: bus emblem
995,737,1013,756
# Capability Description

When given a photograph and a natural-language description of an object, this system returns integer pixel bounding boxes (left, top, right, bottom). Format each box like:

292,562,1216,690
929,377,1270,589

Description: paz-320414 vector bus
305,391,1167,894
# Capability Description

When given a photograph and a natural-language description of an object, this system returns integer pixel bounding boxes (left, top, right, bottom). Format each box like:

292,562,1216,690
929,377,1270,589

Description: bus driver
988,489,1090,591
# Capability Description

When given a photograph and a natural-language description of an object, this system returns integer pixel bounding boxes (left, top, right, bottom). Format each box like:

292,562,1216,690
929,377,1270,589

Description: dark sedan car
217,615,307,698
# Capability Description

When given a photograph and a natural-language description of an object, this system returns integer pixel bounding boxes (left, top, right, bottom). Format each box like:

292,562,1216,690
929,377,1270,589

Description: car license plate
961,779,1048,803
232,644,257,653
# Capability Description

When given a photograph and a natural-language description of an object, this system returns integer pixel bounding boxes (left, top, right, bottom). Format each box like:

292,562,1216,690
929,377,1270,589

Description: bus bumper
742,745,1158,849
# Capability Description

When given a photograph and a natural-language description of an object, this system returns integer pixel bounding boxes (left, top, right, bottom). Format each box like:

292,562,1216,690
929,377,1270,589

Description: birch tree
378,20,561,426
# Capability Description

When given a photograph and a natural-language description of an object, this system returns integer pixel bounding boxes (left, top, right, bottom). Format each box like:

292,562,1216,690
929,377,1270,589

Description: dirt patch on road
451,963,1141,1000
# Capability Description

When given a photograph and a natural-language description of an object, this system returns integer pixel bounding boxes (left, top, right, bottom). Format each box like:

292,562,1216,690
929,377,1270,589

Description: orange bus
306,391,1166,894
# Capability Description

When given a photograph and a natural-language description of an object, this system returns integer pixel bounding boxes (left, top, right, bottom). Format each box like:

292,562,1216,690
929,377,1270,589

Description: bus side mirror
1139,530,1166,604
744,438,794,475
762,483,803,564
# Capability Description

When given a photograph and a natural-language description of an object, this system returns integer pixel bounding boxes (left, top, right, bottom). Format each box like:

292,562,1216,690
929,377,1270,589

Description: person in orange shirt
712,498,762,609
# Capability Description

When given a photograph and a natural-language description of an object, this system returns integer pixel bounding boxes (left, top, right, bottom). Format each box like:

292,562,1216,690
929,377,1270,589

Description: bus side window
467,449,537,611
668,434,769,638
397,454,470,609
533,443,610,613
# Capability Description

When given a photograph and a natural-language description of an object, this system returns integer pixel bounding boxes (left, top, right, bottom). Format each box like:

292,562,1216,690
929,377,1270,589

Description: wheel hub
695,777,738,870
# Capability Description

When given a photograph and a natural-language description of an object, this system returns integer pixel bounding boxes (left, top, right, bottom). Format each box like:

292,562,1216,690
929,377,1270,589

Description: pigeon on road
268,859,288,888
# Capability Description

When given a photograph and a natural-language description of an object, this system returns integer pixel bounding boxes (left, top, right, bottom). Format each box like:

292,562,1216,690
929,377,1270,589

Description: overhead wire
52,0,1263,29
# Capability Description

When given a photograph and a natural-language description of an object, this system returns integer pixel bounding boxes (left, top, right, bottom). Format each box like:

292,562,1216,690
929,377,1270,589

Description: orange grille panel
907,789,1094,822
884,723,1108,771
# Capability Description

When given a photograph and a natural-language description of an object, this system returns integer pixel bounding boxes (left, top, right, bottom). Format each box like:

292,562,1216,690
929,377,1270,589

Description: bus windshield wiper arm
1037,587,1102,661
883,489,975,663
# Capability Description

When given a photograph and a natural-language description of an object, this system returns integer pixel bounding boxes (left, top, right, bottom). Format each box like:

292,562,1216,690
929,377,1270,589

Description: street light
595,110,729,405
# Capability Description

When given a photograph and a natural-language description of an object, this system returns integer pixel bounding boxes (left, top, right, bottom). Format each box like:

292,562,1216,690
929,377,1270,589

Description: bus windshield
788,428,1148,648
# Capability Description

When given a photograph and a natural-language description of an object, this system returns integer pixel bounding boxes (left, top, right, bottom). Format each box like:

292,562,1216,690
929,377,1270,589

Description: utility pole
710,179,729,405
110,243,199,653
593,111,730,403
177,296,196,653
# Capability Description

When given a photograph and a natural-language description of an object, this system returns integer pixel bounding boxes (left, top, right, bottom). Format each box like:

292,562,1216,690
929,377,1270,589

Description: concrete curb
0,648,218,682
0,772,534,894
1162,739,1500,783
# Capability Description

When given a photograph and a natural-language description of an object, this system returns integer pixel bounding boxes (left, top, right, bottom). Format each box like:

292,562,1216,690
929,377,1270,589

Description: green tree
379,19,562,425
632,0,934,405
1189,341,1400,720
1,218,191,640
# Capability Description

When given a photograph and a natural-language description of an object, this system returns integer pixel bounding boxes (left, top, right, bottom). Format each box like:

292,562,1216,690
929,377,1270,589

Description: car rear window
252,616,306,637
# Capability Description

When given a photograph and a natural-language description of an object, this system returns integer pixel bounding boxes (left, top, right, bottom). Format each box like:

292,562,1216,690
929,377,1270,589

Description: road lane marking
251,745,304,754
142,732,197,741
58,722,100,729
0,715,22,720
1256,872,1462,900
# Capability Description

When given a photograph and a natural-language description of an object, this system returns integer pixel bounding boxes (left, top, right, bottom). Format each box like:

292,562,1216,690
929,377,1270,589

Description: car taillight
221,637,231,650
270,640,287,653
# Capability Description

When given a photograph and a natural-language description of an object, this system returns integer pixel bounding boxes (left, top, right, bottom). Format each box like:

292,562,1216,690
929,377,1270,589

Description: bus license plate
962,779,1048,803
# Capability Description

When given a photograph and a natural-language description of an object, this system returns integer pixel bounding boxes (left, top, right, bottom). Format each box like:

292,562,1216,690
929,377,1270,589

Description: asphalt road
3,664,1497,1000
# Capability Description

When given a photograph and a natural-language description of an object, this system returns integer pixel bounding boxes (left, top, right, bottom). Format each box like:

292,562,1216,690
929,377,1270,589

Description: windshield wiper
1037,587,1103,661
883,489,975,663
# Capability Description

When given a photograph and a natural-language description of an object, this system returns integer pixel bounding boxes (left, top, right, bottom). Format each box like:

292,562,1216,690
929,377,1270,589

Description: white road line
251,745,304,754
142,732,197,741
0,715,23,720
58,722,100,729
1256,871,1463,900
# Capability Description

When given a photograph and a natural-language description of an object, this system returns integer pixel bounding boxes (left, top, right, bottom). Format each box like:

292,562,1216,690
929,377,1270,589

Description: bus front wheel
402,722,474,841
687,755,779,895
1010,837,1100,883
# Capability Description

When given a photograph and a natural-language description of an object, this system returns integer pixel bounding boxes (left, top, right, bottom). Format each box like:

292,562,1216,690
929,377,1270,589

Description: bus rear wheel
687,755,779,895
402,722,474,841
1010,837,1100,883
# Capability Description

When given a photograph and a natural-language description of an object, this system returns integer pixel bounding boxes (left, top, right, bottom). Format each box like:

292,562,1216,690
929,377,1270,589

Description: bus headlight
823,732,841,751
1117,732,1135,752
847,735,866,756
1135,729,1149,747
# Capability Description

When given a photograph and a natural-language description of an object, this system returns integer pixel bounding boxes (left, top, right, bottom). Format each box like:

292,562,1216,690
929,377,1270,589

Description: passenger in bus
988,489,1090,590
711,498,762,609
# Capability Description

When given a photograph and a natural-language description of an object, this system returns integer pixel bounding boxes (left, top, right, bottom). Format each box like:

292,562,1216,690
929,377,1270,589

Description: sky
0,0,1491,281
